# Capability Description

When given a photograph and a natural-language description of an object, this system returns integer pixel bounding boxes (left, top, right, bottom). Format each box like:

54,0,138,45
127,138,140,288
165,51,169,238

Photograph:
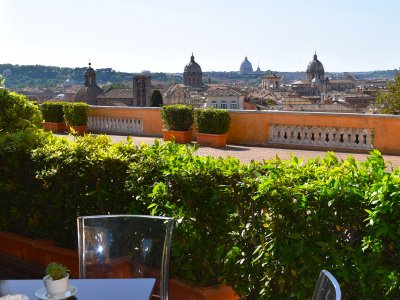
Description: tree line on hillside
0,63,397,89
0,64,181,89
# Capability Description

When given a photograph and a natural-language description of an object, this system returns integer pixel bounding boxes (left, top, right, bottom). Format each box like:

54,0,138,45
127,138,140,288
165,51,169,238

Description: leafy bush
195,108,230,134
0,129,51,235
1,130,400,299
0,88,43,133
63,102,89,126
160,104,194,131
41,102,65,123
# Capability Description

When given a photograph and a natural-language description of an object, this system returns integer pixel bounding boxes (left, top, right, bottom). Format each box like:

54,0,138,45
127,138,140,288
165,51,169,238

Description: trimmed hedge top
63,102,89,126
161,104,194,131
195,108,230,134
41,102,65,123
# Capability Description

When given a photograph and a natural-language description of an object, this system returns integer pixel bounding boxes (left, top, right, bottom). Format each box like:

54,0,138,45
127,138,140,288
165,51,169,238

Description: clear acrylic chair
312,270,341,300
77,215,174,300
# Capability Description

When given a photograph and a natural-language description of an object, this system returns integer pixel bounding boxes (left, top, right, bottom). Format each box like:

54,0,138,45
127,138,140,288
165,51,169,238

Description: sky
1,0,399,73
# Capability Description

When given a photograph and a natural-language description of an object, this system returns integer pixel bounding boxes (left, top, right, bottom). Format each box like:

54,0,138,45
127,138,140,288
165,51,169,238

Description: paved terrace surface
78,134,400,170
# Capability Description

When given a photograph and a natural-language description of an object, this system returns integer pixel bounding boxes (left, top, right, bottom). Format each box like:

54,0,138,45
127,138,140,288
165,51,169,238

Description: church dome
183,53,203,87
306,52,324,82
2,68,12,76
240,56,253,74
184,53,202,73
73,62,103,105
64,78,74,87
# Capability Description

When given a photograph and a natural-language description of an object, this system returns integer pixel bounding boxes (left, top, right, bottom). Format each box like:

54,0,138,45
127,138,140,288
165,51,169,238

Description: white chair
77,215,174,300
312,270,341,300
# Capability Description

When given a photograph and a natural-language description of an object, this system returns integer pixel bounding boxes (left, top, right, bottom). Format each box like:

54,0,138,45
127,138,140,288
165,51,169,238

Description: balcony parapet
88,116,143,134
269,125,373,151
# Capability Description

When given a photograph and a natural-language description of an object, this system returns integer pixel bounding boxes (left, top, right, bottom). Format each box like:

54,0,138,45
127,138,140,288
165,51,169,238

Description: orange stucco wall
89,106,163,136
89,107,400,155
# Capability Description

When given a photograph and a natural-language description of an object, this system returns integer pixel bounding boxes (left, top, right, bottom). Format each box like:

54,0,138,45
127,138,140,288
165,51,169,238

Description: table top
0,278,156,300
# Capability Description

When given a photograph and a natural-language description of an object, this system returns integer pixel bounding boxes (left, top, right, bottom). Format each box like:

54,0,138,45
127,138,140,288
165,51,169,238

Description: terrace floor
94,134,400,169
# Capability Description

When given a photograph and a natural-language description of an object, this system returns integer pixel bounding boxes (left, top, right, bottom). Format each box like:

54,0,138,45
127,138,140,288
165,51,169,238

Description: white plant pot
43,274,69,296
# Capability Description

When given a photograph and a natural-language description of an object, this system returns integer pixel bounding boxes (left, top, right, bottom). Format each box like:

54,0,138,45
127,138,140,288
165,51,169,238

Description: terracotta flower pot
163,130,193,144
43,122,66,133
0,231,79,278
69,125,88,136
169,278,239,300
196,133,228,148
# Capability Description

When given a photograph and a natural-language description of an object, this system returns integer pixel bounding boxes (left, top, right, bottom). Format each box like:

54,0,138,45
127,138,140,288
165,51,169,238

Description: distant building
2,68,12,76
291,52,355,98
133,75,151,106
183,53,203,87
240,56,253,74
205,88,244,109
97,88,134,106
306,52,324,82
73,63,103,105
262,73,282,90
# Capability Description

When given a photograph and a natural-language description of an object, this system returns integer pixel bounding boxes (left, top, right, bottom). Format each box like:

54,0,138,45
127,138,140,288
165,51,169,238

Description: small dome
184,54,202,73
240,56,253,74
306,52,324,82
2,68,12,76
64,78,74,87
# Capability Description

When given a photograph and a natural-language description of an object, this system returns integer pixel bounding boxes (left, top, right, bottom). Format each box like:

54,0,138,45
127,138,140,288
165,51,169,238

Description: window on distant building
212,101,218,108
230,101,237,109
221,101,227,109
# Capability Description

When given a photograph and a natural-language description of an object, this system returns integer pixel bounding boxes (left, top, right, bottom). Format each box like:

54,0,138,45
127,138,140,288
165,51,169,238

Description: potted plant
161,104,194,143
195,108,230,147
41,102,67,132
63,102,89,135
43,262,70,297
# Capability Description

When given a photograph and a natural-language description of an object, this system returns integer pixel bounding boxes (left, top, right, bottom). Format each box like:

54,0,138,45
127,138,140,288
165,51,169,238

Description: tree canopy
150,90,164,107
376,69,400,114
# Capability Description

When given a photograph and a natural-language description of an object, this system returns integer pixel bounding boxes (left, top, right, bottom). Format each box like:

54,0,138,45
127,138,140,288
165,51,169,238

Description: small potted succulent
63,102,89,135
161,104,194,143
195,108,230,147
43,262,70,297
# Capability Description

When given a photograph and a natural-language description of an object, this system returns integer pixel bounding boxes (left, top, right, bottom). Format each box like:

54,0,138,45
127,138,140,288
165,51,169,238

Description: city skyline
1,0,399,73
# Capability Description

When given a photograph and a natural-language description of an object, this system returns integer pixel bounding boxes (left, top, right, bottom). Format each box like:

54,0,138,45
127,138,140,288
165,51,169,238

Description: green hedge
160,104,194,131
63,102,89,126
0,129,400,299
41,102,65,123
195,108,230,134
0,88,43,133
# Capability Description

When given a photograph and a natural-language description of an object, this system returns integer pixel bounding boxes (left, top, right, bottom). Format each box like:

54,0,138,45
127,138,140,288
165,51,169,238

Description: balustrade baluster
347,129,353,148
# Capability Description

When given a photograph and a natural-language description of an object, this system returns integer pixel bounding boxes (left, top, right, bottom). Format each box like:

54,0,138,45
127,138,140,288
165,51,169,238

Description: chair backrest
312,270,341,300
77,215,174,300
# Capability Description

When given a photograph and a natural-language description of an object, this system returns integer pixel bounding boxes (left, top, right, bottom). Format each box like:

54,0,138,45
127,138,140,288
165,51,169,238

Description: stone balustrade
268,125,373,150
88,106,400,154
88,116,143,134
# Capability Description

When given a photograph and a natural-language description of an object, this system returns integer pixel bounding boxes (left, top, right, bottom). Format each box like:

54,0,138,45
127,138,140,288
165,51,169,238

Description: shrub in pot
194,108,230,147
63,102,89,135
43,262,70,297
41,102,66,132
161,104,194,143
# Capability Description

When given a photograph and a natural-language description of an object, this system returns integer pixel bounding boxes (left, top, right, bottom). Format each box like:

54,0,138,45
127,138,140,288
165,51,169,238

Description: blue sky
1,0,399,73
